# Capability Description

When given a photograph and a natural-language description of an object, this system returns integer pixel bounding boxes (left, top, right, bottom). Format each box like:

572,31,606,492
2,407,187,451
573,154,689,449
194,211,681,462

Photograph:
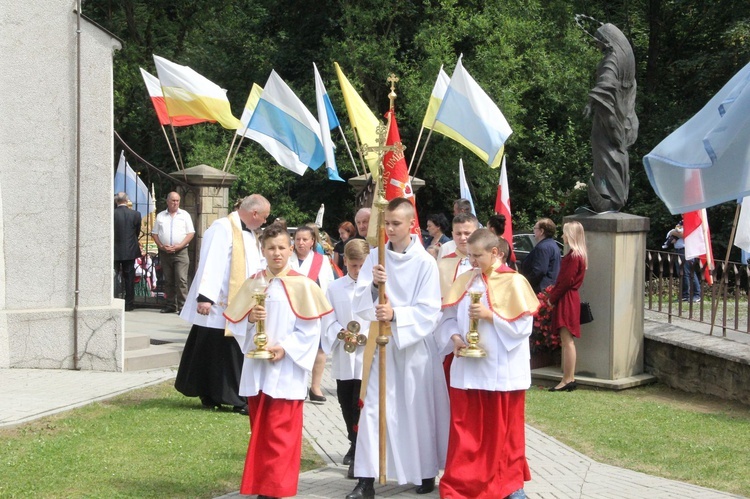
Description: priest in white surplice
175,194,269,413
346,198,449,499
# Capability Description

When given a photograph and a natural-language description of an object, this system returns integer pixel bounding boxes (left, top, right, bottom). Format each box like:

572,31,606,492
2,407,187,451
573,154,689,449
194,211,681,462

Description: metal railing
645,250,750,337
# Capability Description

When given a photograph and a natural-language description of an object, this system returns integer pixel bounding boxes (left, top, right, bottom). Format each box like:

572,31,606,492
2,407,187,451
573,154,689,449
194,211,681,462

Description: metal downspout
72,0,82,370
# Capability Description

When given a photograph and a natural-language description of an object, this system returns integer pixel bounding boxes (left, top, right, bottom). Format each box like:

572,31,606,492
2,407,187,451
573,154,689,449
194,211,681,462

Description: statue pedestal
534,212,656,389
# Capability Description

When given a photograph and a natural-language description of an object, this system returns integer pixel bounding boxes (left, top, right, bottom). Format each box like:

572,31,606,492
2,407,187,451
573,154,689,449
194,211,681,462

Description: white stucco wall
0,3,123,370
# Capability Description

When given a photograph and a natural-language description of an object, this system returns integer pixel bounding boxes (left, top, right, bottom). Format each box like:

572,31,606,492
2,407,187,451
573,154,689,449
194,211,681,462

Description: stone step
124,333,151,351
124,343,183,372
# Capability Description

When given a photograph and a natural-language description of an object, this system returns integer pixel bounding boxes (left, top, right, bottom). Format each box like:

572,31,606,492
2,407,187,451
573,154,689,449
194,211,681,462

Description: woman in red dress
547,221,588,392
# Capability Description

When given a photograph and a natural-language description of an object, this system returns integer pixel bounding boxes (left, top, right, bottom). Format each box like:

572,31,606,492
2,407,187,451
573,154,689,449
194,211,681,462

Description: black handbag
580,301,594,324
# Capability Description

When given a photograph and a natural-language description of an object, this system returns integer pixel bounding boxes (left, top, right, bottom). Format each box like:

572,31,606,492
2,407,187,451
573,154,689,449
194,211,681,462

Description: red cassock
240,392,304,497
439,389,530,499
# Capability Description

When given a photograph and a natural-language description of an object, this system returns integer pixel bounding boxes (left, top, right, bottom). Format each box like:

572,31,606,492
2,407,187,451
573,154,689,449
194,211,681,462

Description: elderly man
175,194,271,414
152,192,195,313
113,192,142,311
354,207,371,239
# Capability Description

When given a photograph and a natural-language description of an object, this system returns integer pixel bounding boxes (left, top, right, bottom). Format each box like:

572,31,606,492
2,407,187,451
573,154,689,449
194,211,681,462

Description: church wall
0,2,123,370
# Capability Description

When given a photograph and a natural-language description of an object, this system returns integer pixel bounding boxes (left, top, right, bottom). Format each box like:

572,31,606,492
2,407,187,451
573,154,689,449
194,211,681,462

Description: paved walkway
0,308,743,498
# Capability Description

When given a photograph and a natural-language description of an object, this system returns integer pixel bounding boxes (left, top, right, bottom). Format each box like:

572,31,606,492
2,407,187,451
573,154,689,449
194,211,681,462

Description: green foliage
87,0,750,245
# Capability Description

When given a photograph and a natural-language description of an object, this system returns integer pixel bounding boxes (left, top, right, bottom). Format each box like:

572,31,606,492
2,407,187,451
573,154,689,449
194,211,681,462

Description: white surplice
227,274,323,400
290,250,335,294
180,211,262,328
323,274,366,381
436,278,533,392
352,235,449,485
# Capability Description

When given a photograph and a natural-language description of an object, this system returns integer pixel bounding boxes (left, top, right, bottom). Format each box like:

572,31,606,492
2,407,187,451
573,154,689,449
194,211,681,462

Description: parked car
512,233,564,263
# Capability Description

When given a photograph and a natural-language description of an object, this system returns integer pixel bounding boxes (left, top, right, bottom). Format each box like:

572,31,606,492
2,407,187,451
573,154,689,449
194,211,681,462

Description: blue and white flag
458,158,476,215
114,151,153,218
314,63,344,182
643,61,750,214
246,70,325,176
434,55,513,168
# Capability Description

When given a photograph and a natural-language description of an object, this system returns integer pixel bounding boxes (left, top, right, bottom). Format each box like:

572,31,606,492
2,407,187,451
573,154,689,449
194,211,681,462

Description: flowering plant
530,286,560,353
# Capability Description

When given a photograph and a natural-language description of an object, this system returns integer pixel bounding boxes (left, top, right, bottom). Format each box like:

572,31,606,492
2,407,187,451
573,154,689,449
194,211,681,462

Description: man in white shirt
152,191,195,313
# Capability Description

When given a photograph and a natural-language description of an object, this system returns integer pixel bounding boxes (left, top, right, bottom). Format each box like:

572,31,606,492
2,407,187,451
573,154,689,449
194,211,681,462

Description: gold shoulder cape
437,250,466,300
442,262,540,321
224,268,333,323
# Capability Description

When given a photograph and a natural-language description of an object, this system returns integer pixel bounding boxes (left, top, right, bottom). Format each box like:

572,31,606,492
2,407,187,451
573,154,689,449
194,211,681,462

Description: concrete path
0,308,743,498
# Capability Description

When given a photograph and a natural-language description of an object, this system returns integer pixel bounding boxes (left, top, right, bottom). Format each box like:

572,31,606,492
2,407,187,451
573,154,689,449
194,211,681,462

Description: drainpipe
72,0,82,370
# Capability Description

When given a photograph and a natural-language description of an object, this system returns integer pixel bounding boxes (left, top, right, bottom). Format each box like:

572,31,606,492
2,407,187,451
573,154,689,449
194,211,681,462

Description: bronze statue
584,21,639,213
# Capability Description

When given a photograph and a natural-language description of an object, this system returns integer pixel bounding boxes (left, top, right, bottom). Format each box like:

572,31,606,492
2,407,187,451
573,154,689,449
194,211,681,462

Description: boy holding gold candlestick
437,229,539,499
224,222,334,499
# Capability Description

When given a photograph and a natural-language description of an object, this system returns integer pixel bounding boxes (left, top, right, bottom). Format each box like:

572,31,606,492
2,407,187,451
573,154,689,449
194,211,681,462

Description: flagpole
411,126,436,179
709,204,740,336
222,133,239,171
169,124,187,176
160,125,181,172
407,125,425,176
337,125,361,177
226,124,251,172
350,126,371,178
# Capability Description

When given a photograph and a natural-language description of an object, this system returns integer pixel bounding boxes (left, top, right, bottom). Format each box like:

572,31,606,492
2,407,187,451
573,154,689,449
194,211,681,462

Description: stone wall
644,326,750,406
0,5,123,370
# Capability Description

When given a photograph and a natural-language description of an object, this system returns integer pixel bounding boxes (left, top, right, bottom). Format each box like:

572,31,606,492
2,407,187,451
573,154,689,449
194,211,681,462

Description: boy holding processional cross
346,197,449,499
224,222,334,499
321,238,371,478
436,229,539,499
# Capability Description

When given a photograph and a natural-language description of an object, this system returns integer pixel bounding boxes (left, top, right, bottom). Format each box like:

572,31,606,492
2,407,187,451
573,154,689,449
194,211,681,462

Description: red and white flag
139,68,211,127
683,209,714,285
494,155,513,245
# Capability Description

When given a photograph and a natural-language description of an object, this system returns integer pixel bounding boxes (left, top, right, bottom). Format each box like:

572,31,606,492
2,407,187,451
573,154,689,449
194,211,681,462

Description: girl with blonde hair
547,221,588,392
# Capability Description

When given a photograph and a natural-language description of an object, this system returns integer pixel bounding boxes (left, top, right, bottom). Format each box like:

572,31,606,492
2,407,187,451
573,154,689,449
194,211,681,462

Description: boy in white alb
322,239,371,478
346,198,449,499
224,223,333,499
437,229,539,499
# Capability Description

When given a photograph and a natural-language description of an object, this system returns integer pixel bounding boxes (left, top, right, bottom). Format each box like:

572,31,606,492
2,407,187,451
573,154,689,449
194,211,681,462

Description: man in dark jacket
519,218,561,294
114,192,142,311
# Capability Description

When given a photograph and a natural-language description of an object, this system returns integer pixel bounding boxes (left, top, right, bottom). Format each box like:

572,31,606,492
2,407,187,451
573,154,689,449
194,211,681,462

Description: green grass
0,381,325,498
527,383,750,496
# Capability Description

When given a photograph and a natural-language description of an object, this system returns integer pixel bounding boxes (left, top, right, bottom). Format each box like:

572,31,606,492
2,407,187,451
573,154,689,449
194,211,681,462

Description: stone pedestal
565,212,650,381
177,165,237,277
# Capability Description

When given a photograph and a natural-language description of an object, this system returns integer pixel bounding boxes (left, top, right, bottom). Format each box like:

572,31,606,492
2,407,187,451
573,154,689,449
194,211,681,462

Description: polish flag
139,68,211,127
494,155,513,245
683,209,714,285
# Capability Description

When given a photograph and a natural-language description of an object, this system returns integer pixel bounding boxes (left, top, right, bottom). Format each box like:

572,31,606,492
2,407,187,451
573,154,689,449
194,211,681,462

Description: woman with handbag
547,221,588,392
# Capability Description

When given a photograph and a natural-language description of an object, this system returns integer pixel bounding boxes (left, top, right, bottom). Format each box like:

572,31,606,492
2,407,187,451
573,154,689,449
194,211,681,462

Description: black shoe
347,461,355,479
416,477,435,494
160,306,176,314
257,496,279,499
124,305,135,312
549,381,577,392
200,396,220,409
346,478,375,499
343,444,355,465
309,388,327,404
233,405,249,416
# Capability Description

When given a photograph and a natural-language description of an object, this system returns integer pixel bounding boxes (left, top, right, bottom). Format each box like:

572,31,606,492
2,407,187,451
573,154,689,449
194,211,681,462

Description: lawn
0,381,325,498
527,383,750,497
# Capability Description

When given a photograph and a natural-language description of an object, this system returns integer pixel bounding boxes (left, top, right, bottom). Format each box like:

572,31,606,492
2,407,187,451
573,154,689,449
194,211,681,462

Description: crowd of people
115,191,591,499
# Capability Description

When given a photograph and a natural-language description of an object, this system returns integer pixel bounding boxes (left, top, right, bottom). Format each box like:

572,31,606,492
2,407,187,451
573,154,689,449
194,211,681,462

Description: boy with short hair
322,238,371,478
224,223,333,499
347,198,449,499
437,229,539,499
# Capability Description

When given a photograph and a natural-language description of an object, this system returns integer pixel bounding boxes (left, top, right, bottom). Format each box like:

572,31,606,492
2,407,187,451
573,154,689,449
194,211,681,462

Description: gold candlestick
458,269,487,358
337,320,368,353
245,273,275,360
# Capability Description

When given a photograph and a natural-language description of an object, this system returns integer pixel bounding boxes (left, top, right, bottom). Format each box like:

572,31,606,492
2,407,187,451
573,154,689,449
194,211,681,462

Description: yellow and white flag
153,55,242,130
